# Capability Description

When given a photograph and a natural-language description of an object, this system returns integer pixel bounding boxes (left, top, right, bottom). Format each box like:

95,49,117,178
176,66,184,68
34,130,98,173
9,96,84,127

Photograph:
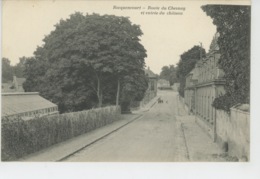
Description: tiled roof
2,92,57,117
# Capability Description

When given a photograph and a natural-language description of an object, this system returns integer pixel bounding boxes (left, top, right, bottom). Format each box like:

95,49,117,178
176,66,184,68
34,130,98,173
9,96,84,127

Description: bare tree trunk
97,76,103,108
116,79,120,106
99,90,103,108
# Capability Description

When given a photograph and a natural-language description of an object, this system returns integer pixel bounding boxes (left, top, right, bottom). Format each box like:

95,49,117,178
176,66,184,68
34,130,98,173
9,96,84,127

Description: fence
1,106,121,161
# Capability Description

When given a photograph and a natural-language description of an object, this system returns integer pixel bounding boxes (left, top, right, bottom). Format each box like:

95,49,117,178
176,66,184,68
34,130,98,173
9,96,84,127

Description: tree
2,58,13,83
202,5,250,110
176,46,206,97
13,57,26,78
24,12,147,113
160,65,178,86
120,69,148,112
23,55,49,93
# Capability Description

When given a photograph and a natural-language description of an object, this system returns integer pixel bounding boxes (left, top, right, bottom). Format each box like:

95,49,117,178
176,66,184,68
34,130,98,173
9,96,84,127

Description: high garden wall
216,107,250,161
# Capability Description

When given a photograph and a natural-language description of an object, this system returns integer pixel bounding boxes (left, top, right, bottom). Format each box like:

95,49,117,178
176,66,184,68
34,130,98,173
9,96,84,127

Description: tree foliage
176,46,206,97
2,58,13,83
13,57,26,78
23,12,148,113
2,56,26,84
160,65,178,86
202,5,250,110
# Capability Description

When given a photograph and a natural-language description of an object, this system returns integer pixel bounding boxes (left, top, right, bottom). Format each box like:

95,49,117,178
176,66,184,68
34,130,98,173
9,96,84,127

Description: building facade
157,79,170,89
184,34,225,140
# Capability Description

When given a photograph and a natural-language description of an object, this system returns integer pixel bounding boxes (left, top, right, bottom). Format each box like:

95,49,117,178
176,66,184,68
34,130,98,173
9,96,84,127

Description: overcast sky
2,0,249,74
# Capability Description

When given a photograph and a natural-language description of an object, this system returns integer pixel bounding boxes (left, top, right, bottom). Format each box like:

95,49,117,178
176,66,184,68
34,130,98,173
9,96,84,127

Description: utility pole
199,42,203,61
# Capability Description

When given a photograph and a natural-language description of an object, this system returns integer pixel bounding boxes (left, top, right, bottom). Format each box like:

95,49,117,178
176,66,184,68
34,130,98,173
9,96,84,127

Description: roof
2,92,58,117
144,68,157,78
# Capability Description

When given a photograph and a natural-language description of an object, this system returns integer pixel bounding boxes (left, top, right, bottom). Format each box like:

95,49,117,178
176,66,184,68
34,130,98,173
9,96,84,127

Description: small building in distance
2,81,14,92
130,67,158,111
13,76,26,92
157,79,170,90
144,67,158,93
2,76,26,92
143,67,157,102
2,92,59,120
171,82,180,92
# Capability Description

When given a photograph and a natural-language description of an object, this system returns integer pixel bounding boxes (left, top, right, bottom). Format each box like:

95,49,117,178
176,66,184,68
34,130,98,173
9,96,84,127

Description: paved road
64,90,189,162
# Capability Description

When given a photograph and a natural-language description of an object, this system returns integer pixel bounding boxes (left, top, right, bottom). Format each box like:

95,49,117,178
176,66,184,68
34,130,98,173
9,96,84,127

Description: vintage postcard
1,0,256,178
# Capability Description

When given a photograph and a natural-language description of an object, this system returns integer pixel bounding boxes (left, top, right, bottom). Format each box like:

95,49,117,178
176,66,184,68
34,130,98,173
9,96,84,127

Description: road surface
64,90,189,162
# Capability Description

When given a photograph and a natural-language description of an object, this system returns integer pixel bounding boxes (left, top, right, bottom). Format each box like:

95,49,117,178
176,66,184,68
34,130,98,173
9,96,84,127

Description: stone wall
216,108,250,161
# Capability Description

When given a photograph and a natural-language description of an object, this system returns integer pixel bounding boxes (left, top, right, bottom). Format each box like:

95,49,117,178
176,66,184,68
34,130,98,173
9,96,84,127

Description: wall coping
230,107,250,115
184,79,225,90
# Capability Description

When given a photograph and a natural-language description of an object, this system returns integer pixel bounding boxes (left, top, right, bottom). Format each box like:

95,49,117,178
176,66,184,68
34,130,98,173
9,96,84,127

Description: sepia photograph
2,0,259,178
1,1,258,178
1,0,251,164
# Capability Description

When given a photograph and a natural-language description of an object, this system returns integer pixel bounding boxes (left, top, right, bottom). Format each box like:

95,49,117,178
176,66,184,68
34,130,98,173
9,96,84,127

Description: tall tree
202,5,250,110
2,58,13,83
120,69,148,112
13,57,27,78
176,45,206,97
24,12,147,113
160,65,178,86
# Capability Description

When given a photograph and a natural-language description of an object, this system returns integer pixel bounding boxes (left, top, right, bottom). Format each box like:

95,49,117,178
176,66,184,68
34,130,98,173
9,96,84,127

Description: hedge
1,106,121,161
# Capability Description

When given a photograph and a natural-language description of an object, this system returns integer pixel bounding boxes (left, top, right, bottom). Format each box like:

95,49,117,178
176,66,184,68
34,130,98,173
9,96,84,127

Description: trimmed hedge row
1,106,121,161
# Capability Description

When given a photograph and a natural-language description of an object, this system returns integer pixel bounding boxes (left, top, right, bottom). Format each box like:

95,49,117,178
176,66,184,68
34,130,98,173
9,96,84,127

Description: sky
2,0,249,74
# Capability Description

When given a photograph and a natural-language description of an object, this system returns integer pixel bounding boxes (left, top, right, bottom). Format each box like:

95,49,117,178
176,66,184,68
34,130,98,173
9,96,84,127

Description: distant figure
158,97,164,103
158,97,163,103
